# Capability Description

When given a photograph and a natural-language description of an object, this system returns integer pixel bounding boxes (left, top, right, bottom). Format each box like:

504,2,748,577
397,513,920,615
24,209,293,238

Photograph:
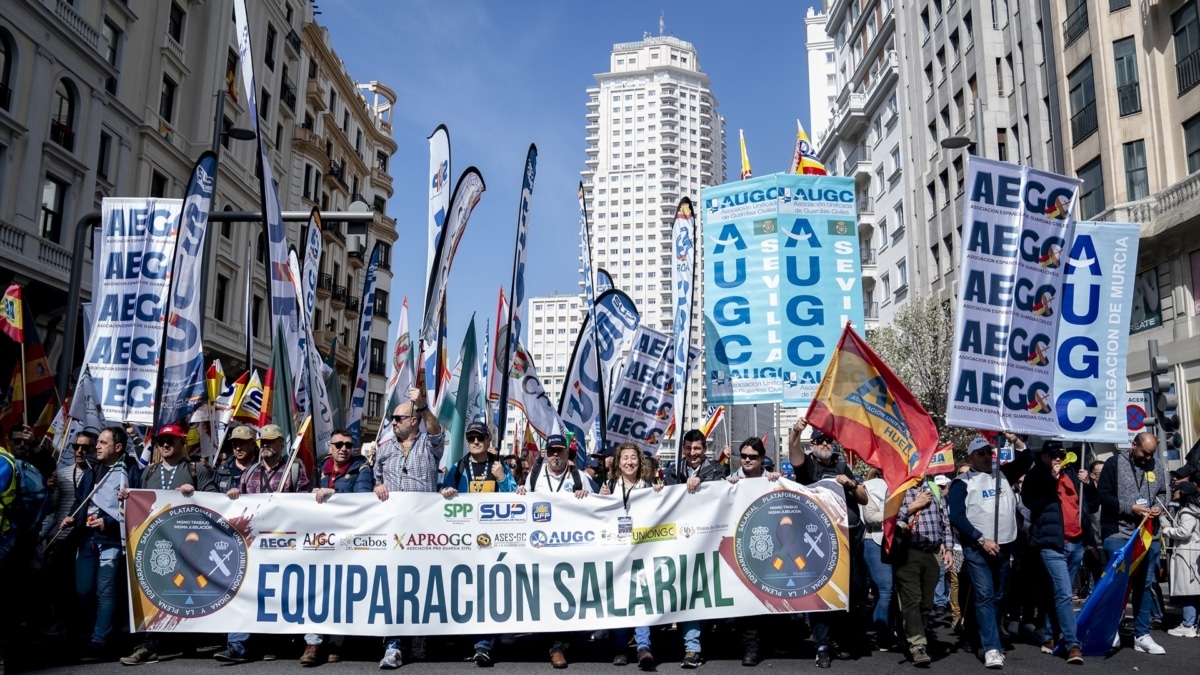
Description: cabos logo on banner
701,174,863,407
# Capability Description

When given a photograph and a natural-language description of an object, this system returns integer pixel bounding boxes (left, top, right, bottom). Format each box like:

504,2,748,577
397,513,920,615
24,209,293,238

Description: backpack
528,457,583,493
0,449,50,540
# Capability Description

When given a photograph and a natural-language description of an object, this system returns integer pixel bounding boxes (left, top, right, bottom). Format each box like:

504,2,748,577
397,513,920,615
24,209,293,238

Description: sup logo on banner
133,505,248,617
733,491,839,599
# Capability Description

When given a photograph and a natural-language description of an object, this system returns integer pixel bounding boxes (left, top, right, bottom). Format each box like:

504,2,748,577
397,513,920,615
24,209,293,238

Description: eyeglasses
392,414,415,423
330,441,353,449
466,435,487,443
740,453,761,460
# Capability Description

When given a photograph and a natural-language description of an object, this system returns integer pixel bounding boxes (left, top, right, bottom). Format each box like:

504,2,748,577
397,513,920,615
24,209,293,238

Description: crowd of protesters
3,397,1200,671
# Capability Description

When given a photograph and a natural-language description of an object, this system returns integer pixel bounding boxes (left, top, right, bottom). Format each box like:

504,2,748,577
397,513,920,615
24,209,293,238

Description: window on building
370,339,386,374
0,31,13,111
50,79,75,151
251,295,262,338
102,19,121,93
1111,37,1141,116
168,2,185,43
897,259,908,290
215,275,229,321
150,171,168,198
1123,140,1149,200
1174,2,1200,94
97,132,112,180
1184,113,1200,173
1077,157,1105,218
40,175,67,242
374,289,389,316
159,75,177,123
260,87,271,120
1068,58,1098,144
265,24,277,70
881,272,892,298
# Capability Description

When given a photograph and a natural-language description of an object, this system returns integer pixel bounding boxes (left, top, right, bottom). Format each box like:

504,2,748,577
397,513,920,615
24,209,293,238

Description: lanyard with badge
617,479,636,539
468,460,492,493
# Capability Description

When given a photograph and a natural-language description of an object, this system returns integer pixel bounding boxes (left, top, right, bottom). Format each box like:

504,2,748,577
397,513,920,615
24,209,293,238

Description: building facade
0,0,396,439
805,6,839,144
581,33,727,455
1047,0,1200,449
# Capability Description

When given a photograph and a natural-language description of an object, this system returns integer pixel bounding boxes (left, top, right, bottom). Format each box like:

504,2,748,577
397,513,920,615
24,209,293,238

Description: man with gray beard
790,420,869,668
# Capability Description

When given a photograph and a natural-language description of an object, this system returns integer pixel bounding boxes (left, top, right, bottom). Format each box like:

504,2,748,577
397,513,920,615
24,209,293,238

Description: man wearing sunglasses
373,388,443,670
303,429,372,666
788,420,868,668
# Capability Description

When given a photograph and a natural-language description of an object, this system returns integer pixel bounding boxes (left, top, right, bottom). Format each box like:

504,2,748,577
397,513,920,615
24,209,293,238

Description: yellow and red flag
739,130,753,180
805,324,939,552
521,420,539,465
788,120,827,176
700,405,725,438
926,442,956,475
0,284,23,344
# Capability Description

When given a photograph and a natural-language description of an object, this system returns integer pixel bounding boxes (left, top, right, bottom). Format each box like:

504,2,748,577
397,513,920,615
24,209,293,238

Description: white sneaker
1168,624,1198,638
984,649,1004,669
1133,634,1166,655
379,647,403,670
1112,632,1122,648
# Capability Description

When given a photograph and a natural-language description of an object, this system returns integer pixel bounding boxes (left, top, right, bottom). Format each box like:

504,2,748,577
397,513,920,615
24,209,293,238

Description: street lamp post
940,98,986,155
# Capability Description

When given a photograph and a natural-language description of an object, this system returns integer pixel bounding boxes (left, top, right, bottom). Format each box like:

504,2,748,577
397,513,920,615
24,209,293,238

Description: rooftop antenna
659,11,665,36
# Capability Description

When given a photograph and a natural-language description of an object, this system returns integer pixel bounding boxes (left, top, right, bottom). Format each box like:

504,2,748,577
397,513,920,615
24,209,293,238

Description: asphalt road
5,618,1198,675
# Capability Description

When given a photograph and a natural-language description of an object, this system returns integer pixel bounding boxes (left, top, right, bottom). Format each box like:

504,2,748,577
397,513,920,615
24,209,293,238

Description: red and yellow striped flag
789,120,827,176
0,284,23,344
739,130,753,180
805,324,939,552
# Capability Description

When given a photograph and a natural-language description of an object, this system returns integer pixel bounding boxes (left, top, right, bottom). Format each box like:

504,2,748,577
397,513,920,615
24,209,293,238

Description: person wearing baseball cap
120,424,218,666
214,425,258,493
1022,440,1095,664
948,432,1031,669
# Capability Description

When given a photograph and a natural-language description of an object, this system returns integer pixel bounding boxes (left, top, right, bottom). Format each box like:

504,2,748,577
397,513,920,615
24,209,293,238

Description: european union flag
1075,520,1154,655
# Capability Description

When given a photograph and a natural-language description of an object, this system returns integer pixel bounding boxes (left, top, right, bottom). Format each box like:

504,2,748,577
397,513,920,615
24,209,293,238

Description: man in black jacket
1023,441,1095,665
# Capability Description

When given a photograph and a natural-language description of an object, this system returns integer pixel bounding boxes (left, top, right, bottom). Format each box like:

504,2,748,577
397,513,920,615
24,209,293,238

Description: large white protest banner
86,198,182,425
947,157,1083,435
125,478,849,635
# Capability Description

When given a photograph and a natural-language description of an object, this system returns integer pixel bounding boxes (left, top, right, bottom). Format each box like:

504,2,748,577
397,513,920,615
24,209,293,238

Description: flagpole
52,413,74,465
19,340,27,424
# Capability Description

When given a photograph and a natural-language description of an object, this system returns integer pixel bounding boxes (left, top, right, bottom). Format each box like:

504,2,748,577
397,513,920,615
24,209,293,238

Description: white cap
933,474,951,486
967,437,993,454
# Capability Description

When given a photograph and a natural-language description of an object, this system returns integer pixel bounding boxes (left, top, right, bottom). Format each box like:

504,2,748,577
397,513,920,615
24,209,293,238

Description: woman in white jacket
1164,481,1200,638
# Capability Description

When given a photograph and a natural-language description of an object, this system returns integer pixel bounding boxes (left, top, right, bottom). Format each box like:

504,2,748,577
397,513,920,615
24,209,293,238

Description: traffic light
1146,340,1182,450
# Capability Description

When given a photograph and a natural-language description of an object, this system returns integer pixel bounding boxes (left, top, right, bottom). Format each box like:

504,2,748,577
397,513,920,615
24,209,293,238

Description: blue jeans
227,632,250,653
474,636,495,651
1103,535,1161,638
963,544,1010,654
611,626,651,652
1039,541,1084,648
934,557,949,607
75,535,123,646
1182,599,1198,627
863,538,896,639
680,620,701,653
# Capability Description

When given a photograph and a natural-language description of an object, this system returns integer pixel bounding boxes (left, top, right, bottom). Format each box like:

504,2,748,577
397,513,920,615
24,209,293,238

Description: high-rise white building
580,33,727,449
805,7,838,144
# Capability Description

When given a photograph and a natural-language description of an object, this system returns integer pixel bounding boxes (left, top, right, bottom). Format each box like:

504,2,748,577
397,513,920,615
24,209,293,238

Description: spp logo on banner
444,503,474,522
531,502,552,523
529,530,595,548
478,502,527,523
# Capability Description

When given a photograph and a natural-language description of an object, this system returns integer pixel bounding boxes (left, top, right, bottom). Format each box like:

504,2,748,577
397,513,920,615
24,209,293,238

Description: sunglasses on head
740,453,761,460
330,441,353,449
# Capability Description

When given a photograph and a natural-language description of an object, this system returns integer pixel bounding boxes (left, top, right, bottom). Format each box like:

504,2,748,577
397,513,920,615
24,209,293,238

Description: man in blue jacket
305,428,374,665
1023,440,1095,665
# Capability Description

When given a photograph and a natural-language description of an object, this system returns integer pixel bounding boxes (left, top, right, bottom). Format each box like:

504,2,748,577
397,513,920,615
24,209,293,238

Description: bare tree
867,297,974,462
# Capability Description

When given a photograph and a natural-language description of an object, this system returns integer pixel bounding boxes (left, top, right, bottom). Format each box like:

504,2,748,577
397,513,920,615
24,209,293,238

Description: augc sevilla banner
124,478,848,635
87,198,183,425
701,173,863,407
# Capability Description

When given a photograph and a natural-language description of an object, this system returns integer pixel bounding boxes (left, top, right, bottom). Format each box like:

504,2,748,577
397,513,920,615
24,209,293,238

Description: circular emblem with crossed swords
133,505,248,617
733,490,840,599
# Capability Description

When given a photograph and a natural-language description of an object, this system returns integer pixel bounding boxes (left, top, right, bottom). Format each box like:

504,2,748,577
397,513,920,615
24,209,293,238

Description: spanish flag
739,130,753,180
805,324,939,552
0,284,23,343
926,442,956,475
788,120,827,176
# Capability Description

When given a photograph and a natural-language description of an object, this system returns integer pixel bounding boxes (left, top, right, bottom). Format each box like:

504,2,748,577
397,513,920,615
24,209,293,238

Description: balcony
1070,100,1098,146
864,302,879,320
285,28,302,55
317,273,333,297
1117,82,1142,116
281,76,297,112
861,247,877,266
321,220,345,243
326,160,348,191
369,359,386,376
331,285,348,306
857,197,874,216
306,79,326,111
347,248,365,266
346,296,361,315
50,0,101,52
1063,2,1089,47
49,121,74,151
374,303,389,320
1095,170,1200,240
845,144,871,176
1178,47,1200,96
